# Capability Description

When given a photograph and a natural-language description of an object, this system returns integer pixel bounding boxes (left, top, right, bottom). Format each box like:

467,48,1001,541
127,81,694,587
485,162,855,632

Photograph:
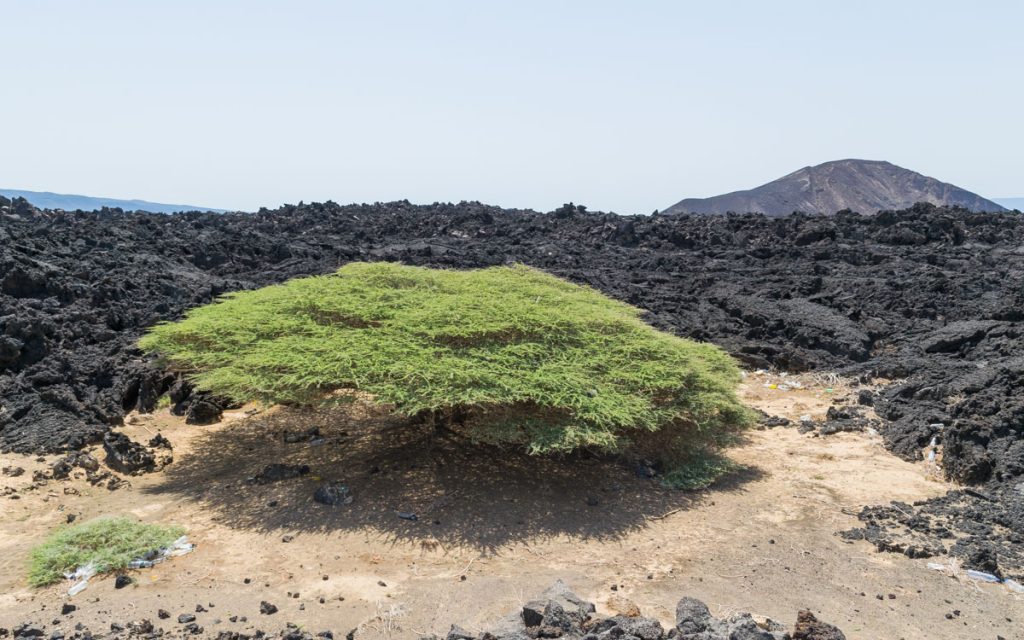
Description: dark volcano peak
664,159,1005,216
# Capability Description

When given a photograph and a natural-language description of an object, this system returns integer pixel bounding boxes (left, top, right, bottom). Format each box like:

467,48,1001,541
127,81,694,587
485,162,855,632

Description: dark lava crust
1,196,1022,576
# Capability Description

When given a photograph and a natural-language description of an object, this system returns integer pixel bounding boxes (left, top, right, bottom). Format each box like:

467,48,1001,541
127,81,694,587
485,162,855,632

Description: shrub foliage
140,263,753,481
28,517,185,586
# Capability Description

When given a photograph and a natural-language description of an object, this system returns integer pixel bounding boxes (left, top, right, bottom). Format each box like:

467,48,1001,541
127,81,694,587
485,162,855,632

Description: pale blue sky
1,1,1020,213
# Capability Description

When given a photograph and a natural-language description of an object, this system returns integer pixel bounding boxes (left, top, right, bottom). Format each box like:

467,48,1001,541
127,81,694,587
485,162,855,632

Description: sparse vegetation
28,517,185,587
660,454,742,491
140,262,754,484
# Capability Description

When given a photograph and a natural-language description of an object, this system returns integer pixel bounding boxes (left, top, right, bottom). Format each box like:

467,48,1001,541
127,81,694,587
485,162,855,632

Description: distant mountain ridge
664,159,1006,216
996,198,1024,211
0,188,226,214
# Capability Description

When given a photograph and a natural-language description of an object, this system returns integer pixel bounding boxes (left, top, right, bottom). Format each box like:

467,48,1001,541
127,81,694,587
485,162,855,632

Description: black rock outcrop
1,195,1022,574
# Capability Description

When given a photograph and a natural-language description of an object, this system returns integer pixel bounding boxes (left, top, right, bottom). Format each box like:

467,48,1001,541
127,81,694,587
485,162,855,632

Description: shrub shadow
144,402,764,552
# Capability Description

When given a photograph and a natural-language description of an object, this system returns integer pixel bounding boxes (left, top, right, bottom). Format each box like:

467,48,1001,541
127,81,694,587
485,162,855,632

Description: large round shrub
140,262,753,486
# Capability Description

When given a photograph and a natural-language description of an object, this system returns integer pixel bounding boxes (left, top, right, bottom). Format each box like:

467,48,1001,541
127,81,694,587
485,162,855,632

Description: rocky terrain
2,581,849,640
662,159,1006,216
2,392,1007,640
1,195,1022,582
434,581,848,640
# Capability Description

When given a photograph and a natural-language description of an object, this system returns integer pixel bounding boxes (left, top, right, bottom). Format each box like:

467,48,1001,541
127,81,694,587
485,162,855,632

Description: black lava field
1,196,1022,578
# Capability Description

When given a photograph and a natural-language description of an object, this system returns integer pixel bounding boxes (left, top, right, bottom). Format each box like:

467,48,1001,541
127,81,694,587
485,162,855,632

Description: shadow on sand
144,402,764,552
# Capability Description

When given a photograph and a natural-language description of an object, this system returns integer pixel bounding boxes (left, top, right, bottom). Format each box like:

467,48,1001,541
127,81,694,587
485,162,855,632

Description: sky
1,1,1021,214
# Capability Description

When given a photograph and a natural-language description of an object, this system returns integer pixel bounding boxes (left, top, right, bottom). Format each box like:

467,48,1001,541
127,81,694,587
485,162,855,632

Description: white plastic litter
67,580,89,596
65,536,194,595
65,561,98,581
925,562,1024,593
129,535,194,568
168,536,194,555
64,562,97,596
965,569,1000,583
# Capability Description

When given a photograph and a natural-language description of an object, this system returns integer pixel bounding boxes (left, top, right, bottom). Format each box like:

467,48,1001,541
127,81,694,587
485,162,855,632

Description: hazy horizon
3,169,1020,215
1,1,1021,214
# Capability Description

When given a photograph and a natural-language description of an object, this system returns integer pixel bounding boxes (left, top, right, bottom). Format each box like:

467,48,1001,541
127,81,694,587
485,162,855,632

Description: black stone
313,482,352,506
259,601,278,615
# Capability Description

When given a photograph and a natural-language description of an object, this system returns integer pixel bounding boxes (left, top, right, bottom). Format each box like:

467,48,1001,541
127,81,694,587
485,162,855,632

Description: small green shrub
661,454,742,490
28,517,185,587
140,262,754,481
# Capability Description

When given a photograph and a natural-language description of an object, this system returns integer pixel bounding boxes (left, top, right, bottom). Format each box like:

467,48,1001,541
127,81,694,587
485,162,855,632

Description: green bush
660,452,742,491
140,262,753,483
28,517,185,586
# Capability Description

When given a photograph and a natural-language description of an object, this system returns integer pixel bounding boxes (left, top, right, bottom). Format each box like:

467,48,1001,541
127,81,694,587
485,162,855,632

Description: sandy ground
1,372,1021,639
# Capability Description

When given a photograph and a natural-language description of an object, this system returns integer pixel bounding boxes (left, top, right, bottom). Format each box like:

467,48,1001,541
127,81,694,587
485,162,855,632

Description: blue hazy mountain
0,188,227,214
995,198,1024,211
